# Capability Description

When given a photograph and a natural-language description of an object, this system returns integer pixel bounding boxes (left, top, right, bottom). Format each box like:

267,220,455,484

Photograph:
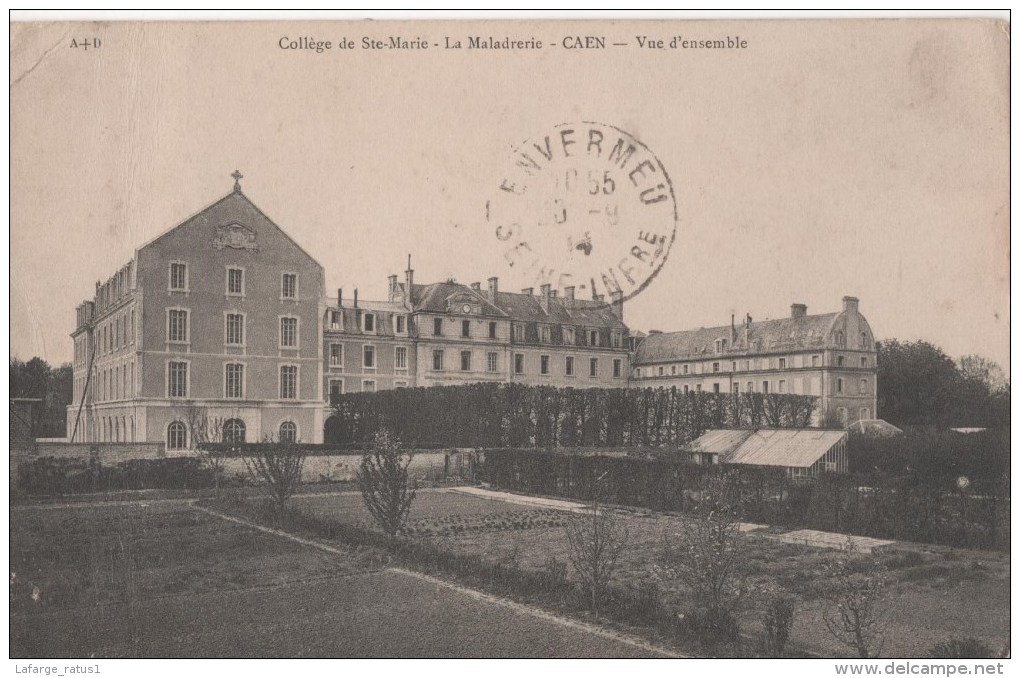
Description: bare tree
242,436,307,515
659,475,750,639
180,403,226,495
357,429,416,536
823,537,888,658
565,474,628,619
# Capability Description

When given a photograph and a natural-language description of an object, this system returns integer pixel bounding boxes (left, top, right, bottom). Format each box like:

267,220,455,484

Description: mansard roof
634,312,838,364
407,280,627,329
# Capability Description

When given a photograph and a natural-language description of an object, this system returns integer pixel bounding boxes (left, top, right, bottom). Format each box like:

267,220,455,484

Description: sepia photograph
7,10,1012,672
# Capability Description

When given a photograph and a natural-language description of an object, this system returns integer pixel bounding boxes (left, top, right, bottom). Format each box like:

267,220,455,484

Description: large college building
67,179,876,447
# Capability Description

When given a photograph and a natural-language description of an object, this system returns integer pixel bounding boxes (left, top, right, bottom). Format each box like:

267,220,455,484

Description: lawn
10,501,664,658
291,490,1010,657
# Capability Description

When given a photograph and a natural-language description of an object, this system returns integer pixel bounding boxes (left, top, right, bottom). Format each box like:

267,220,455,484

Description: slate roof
634,313,838,364
689,429,847,469
405,281,627,329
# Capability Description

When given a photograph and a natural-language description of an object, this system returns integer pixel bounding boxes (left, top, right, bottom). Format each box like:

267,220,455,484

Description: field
290,490,1011,657
10,501,665,658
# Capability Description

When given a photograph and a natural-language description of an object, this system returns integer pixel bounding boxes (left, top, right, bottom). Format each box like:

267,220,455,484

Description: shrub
242,440,307,514
676,606,741,645
17,456,216,494
357,429,416,536
760,591,796,658
926,637,995,659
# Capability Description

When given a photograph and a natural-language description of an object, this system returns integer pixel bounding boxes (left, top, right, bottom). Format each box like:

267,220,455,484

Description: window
329,343,343,367
589,357,598,377
695,384,702,392
588,330,599,346
837,407,848,426
167,421,187,450
860,356,868,368
363,345,376,369
168,361,188,398
395,346,408,370
612,331,622,348
433,350,444,371
540,355,550,374
835,331,846,348
329,310,343,330
713,383,720,393
746,381,753,392
513,324,524,342
671,365,677,375
712,362,720,373
860,407,871,420
779,358,786,369
328,379,344,405
812,355,820,367
837,355,845,367
779,379,786,393
836,378,844,394
363,313,376,333
279,421,297,443
860,378,868,394
658,366,664,376
564,327,575,344
395,381,408,388
514,353,525,374
763,380,770,394
731,361,737,372
487,352,498,373
223,419,246,444
434,317,443,335
565,356,574,376
860,332,870,349
733,382,740,395
168,309,189,343
280,366,298,399
683,364,689,375
488,321,497,339
362,380,377,392
225,363,244,398
461,350,472,371
282,273,298,299
280,317,298,348
613,359,622,378
227,268,244,296
396,315,406,334
226,313,244,346
683,385,690,394
169,262,187,291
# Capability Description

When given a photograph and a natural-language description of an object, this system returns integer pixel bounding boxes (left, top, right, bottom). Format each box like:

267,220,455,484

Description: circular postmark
486,121,677,303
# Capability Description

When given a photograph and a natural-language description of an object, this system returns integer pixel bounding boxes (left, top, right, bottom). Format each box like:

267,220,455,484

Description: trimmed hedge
16,456,223,495
327,382,816,448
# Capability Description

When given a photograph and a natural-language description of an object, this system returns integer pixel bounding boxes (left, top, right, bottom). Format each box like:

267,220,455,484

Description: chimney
842,296,859,313
337,288,343,307
521,287,533,295
388,275,398,298
564,285,575,301
353,288,359,309
540,284,552,312
405,254,414,292
610,290,623,320
593,293,605,303
731,314,737,345
487,276,499,301
791,303,807,319
470,282,481,291
743,313,752,347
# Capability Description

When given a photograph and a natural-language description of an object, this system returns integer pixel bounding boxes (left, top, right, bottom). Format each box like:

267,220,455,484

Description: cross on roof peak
231,170,244,192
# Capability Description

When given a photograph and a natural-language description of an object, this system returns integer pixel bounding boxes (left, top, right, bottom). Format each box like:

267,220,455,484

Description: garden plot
292,489,1010,657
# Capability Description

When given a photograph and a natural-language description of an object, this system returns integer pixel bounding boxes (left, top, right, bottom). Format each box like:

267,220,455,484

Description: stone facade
68,182,877,446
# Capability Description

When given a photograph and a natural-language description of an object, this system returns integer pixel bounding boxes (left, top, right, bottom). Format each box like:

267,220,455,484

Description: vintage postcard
8,14,1011,669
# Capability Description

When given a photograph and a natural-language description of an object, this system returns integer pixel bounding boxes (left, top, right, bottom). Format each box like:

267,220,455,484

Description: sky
10,18,1010,371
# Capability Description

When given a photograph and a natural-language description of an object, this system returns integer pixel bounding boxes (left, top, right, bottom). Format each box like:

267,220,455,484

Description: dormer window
588,329,599,346
362,313,376,333
611,331,622,348
329,310,343,330
394,315,406,334
540,325,551,343
564,327,575,345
